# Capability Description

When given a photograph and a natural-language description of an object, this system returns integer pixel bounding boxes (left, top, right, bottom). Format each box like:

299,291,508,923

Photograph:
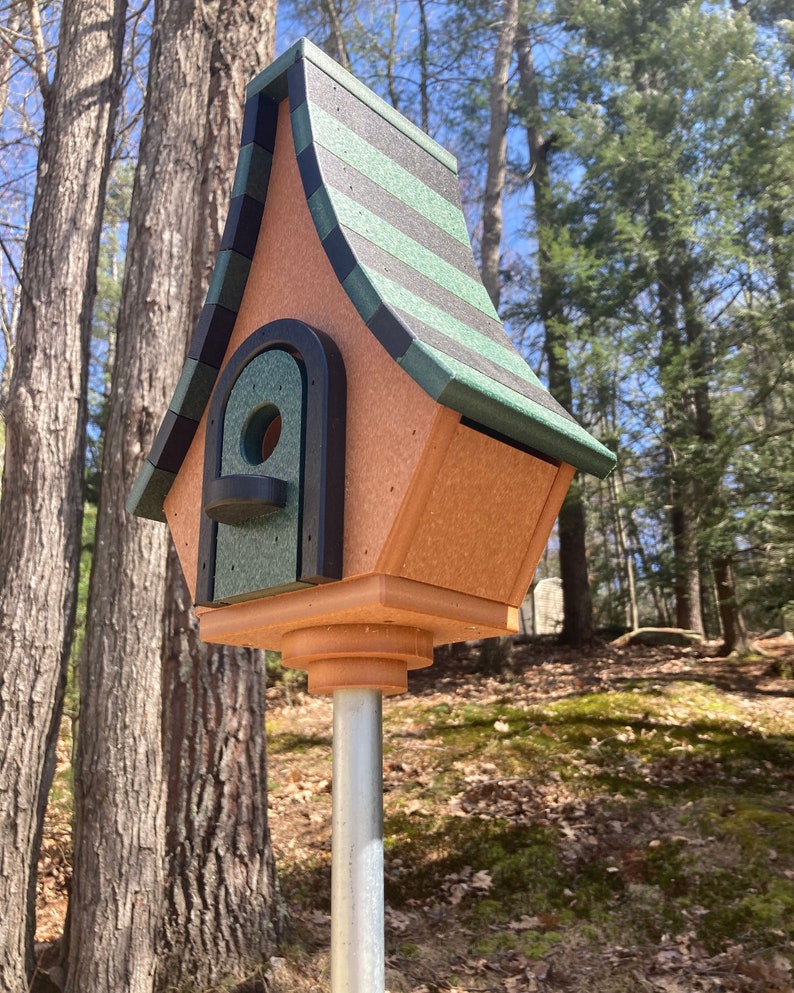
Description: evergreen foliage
275,0,793,639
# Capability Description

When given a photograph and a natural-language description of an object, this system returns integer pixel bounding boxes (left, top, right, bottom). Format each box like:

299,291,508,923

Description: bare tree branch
24,0,50,96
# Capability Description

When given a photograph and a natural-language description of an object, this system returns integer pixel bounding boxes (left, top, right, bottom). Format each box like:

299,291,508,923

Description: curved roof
129,39,615,522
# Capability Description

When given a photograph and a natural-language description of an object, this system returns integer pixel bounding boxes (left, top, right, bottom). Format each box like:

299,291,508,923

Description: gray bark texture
160,0,285,985
0,0,125,985
161,555,285,988
713,554,751,655
65,0,221,989
481,0,518,311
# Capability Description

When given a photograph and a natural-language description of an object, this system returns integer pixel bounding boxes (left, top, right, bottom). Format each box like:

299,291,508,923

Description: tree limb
24,0,50,96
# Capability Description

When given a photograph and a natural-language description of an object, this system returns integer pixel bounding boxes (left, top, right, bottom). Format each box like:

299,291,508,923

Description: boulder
612,627,704,648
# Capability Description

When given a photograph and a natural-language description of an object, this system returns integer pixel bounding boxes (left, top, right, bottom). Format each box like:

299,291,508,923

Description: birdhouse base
196,573,521,668
281,623,433,694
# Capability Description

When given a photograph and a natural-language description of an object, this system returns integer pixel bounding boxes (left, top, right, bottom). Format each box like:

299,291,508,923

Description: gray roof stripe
298,60,462,205
248,39,457,172
385,304,574,423
343,231,514,348
312,149,485,289
292,101,470,247
332,190,497,320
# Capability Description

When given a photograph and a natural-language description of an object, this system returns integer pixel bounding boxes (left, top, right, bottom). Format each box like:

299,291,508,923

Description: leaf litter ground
38,636,794,993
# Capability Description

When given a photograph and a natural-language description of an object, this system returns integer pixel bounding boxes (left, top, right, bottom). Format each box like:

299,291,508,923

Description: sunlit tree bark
481,0,518,311
0,0,126,985
66,0,220,988
159,0,285,984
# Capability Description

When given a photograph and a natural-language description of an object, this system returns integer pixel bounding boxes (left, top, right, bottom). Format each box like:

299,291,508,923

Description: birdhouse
128,39,615,694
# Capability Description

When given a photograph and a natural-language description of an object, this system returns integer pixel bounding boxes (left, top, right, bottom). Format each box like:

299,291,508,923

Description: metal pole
331,687,385,993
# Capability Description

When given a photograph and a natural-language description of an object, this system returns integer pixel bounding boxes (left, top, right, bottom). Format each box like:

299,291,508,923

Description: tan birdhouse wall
164,99,575,648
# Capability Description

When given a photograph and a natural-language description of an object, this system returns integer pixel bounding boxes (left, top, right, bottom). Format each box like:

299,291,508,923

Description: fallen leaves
37,640,794,993
441,866,493,905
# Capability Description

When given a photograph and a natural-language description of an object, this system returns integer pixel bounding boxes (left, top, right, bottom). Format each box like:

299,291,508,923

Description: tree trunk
680,272,748,648
65,0,220,989
0,0,125,984
608,470,639,631
159,0,285,985
319,0,350,69
160,552,284,987
481,0,518,311
652,207,704,637
622,502,670,625
417,0,430,134
670,494,703,633
713,554,751,656
556,476,595,645
516,23,595,647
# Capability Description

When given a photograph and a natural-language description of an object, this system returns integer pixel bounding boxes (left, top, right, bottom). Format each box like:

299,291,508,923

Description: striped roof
128,38,615,522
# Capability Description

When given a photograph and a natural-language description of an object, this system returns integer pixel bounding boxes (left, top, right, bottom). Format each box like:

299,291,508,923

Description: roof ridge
247,37,458,174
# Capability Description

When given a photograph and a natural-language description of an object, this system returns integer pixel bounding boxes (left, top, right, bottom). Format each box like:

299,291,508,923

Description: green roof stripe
300,60,462,207
345,230,510,348
328,187,499,322
250,38,457,172
364,267,536,383
312,147,485,289
293,102,471,248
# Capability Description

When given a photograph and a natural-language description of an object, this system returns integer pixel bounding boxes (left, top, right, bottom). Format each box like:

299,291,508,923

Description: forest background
0,0,792,991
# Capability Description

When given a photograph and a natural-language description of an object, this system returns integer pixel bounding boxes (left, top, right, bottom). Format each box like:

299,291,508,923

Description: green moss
696,876,794,952
473,928,562,959
268,731,332,754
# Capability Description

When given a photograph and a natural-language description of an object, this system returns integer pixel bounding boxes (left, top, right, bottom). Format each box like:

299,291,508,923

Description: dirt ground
36,634,794,992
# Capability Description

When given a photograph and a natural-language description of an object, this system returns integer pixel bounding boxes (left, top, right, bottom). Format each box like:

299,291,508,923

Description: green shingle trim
249,38,457,173
442,376,615,478
245,43,299,104
125,461,175,522
306,187,338,241
169,358,218,423
231,143,273,202
399,341,615,478
382,303,574,424
205,250,252,312
341,264,381,323
292,101,470,247
329,187,498,322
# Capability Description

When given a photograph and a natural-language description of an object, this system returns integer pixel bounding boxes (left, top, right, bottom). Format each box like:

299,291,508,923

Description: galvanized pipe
331,688,385,993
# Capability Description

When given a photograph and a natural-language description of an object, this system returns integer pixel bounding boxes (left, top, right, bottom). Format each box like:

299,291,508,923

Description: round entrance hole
241,403,282,465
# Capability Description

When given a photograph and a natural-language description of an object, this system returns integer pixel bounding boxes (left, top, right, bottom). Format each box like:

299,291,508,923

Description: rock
764,630,794,644
611,627,703,648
